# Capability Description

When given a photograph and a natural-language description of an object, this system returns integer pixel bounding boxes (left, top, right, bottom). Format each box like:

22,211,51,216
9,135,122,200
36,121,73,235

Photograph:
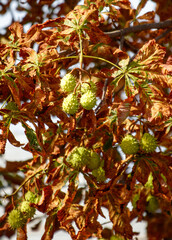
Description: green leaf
64,19,77,28
5,102,19,111
124,74,134,97
22,124,42,151
165,117,172,134
108,110,118,126
111,71,125,88
103,135,113,151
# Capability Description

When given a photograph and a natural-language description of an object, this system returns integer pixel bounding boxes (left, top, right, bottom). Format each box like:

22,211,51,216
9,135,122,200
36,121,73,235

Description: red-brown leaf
8,130,24,147
16,226,27,240
117,99,132,125
41,215,60,240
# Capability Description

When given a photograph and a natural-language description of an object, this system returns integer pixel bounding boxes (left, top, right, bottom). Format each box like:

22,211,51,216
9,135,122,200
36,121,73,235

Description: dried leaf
138,11,155,21
85,25,111,44
8,130,24,147
8,22,23,42
41,215,60,240
117,98,133,125
16,226,27,240
0,134,7,154
136,0,148,15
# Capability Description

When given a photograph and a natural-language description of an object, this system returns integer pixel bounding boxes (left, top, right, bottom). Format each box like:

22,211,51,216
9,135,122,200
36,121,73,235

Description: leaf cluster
0,1,172,240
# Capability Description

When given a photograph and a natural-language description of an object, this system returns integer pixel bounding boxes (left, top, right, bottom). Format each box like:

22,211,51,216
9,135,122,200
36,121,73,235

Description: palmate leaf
0,66,20,107
127,73,153,101
20,48,46,76
131,154,172,198
112,40,171,100
107,192,134,239
62,7,90,35
124,74,135,97
147,97,172,122
111,60,153,99
111,71,124,87
133,39,172,88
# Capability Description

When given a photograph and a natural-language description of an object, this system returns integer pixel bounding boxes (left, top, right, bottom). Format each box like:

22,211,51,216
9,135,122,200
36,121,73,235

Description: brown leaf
78,110,97,132
8,130,24,147
107,193,134,238
41,215,60,240
57,180,78,217
134,39,166,65
75,198,103,239
39,0,54,4
134,158,151,185
0,134,7,154
16,226,27,240
8,22,23,42
5,160,30,172
34,87,46,111
147,213,172,239
115,0,131,9
6,78,21,107
117,98,133,125
136,0,148,15
133,39,171,88
138,11,155,21
85,25,111,44
25,25,43,45
37,186,53,212
148,97,172,122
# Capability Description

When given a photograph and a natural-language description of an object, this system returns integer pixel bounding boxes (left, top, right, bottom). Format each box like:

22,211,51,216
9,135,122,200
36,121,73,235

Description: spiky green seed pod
25,191,37,203
86,151,101,170
20,201,35,219
92,167,106,182
141,133,157,153
80,90,96,110
110,235,125,240
60,73,76,92
120,134,139,155
62,93,79,114
8,209,26,229
81,80,97,94
75,147,91,163
146,195,159,213
67,147,91,170
67,153,84,170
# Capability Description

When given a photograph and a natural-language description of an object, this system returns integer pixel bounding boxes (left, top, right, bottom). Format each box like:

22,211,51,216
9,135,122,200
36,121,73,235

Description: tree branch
105,20,172,38
155,27,172,41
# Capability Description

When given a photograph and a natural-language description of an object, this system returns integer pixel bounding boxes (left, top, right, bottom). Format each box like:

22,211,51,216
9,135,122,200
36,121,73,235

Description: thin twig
155,27,172,41
95,79,109,114
129,27,172,63
105,20,172,38
119,30,125,51
4,168,47,199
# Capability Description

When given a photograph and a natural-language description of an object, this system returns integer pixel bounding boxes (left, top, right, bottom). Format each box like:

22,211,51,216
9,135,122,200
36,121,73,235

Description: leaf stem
83,55,122,70
53,54,121,70
1,95,11,109
78,31,84,87
4,168,47,199
78,31,83,70
52,56,78,62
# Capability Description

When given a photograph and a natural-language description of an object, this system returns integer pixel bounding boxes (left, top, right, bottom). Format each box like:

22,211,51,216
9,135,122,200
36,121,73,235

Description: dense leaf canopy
0,0,172,239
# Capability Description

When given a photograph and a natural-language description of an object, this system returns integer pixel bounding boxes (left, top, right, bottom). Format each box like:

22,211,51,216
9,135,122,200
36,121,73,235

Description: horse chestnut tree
0,0,172,240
